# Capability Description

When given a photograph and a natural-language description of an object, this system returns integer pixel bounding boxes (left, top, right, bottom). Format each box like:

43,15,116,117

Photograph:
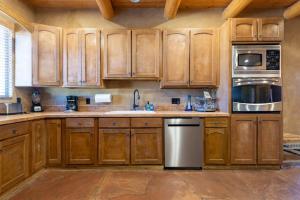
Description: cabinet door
102,29,131,78
63,29,81,87
190,29,219,87
258,18,284,41
231,18,257,42
231,115,257,164
31,120,46,173
162,29,189,88
80,29,101,87
65,128,96,165
98,129,130,165
46,119,62,166
33,24,62,86
0,135,29,193
257,115,282,164
131,128,162,165
132,29,161,79
205,128,227,165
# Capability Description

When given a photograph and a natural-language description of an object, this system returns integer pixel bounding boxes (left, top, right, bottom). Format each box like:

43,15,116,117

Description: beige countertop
0,111,230,126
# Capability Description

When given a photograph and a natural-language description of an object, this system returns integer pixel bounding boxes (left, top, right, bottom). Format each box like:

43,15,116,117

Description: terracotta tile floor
3,168,300,200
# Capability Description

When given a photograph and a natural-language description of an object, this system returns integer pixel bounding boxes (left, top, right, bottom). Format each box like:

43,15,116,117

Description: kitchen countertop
0,111,230,125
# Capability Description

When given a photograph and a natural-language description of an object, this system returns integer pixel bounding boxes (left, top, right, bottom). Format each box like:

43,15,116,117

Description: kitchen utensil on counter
31,89,43,112
65,96,79,112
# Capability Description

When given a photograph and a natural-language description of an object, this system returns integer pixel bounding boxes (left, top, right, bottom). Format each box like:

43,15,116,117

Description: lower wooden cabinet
258,115,282,164
31,120,46,173
0,134,30,193
65,128,96,165
131,128,162,164
98,129,130,165
46,119,62,166
231,114,282,165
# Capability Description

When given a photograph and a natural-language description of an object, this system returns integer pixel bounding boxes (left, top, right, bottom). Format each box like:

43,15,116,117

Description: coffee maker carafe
66,96,78,112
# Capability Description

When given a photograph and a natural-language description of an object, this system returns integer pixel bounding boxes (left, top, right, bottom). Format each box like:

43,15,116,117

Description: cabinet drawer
131,118,163,128
66,118,94,128
99,118,130,128
0,122,30,141
205,118,228,127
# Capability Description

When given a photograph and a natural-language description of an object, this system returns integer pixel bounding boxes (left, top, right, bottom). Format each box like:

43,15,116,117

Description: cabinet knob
112,122,116,126
144,122,148,126
12,130,17,134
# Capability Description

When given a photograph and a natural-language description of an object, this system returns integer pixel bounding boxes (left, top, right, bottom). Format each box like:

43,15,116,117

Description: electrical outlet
86,98,91,105
171,98,180,105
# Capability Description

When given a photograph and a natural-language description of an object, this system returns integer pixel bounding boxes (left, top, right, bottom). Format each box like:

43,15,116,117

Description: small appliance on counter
65,96,79,112
0,102,24,115
31,89,43,112
194,90,217,112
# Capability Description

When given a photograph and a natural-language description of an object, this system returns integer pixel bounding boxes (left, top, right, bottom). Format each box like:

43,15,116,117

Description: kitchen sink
104,110,155,114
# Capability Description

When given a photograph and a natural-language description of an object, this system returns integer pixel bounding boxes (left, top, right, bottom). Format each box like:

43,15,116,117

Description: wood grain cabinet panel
190,29,219,87
31,120,46,173
258,18,284,41
98,129,130,165
63,28,101,87
99,118,130,128
131,118,162,128
131,128,162,165
258,115,282,165
132,29,161,79
102,29,131,78
33,24,62,86
162,29,190,88
231,115,257,165
46,119,62,166
205,127,228,165
65,128,96,165
231,18,258,42
0,135,30,193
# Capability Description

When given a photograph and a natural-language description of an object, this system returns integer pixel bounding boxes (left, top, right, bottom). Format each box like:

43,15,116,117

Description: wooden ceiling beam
95,0,114,20
222,0,253,19
284,1,300,19
164,0,182,19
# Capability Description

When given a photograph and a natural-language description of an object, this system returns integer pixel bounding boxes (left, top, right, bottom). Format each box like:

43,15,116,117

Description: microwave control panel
266,50,280,70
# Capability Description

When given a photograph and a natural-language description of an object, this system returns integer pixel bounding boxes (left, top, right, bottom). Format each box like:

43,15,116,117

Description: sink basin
105,110,155,114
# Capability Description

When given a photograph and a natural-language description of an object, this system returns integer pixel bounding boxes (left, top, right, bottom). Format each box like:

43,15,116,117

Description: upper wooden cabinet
162,29,190,88
33,24,62,86
190,29,219,86
257,115,282,164
63,28,101,87
257,18,284,42
231,18,284,42
102,29,131,79
132,29,161,79
31,120,46,173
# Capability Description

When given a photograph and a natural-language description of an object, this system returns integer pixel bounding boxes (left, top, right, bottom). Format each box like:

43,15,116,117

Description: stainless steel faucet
133,89,140,110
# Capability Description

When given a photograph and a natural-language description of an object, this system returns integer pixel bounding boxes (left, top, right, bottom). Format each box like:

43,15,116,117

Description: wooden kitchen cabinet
162,29,190,88
33,24,62,86
31,120,46,173
0,135,30,193
231,18,258,42
131,128,162,164
63,28,101,87
257,18,284,41
257,115,282,164
190,29,219,87
98,129,130,165
132,29,161,79
204,118,229,165
46,119,62,166
231,115,257,165
102,29,131,79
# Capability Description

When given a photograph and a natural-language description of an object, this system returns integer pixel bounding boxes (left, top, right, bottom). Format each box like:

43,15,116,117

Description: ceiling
22,0,298,9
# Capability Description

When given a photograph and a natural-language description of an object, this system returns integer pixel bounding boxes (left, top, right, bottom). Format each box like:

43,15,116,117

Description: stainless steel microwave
232,45,281,78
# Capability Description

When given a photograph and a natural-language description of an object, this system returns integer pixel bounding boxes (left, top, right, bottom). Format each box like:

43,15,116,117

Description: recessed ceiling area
21,0,298,9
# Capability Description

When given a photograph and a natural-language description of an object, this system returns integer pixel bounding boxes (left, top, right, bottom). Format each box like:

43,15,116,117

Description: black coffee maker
66,96,79,112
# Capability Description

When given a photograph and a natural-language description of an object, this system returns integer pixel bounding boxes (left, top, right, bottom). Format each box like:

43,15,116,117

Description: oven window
238,54,262,67
232,85,281,103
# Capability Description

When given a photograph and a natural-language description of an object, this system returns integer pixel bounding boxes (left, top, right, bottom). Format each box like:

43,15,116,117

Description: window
0,24,13,98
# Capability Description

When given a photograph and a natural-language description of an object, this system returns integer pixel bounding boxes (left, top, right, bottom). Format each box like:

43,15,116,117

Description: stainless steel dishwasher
164,118,203,169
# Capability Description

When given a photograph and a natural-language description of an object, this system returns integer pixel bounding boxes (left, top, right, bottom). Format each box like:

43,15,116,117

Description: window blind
0,24,13,98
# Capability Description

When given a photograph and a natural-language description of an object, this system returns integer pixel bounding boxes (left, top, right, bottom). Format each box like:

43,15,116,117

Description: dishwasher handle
167,124,200,127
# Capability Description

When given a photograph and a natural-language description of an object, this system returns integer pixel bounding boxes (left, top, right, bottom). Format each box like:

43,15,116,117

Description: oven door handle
233,79,282,87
